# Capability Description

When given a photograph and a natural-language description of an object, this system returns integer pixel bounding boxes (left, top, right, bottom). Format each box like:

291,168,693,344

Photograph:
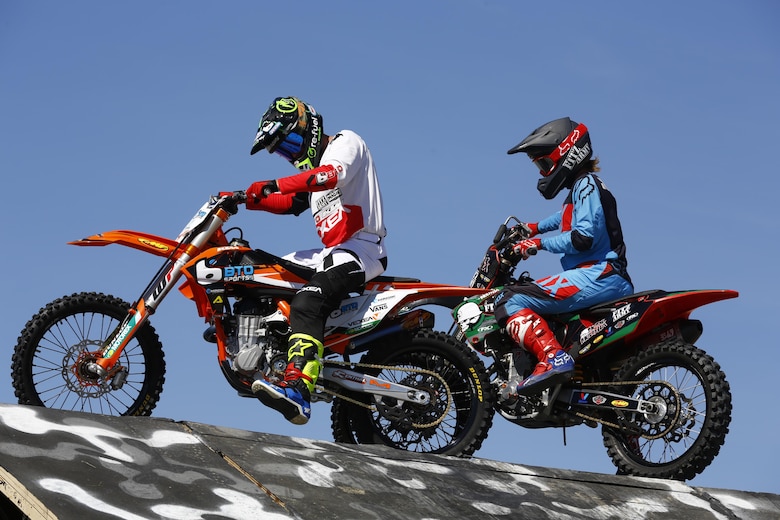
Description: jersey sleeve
540,175,600,254
275,132,363,195
276,163,340,194
245,191,310,215
537,211,562,234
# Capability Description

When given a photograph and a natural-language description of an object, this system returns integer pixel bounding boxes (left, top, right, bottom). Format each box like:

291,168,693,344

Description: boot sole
252,381,310,425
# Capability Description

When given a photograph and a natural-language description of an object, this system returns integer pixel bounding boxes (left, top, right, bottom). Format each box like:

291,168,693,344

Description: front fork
83,302,152,388
85,237,208,383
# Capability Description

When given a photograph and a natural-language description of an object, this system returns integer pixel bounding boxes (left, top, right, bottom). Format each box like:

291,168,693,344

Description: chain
569,379,681,440
317,359,453,429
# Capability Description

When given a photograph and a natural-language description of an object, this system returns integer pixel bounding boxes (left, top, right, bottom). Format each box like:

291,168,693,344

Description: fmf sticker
138,238,169,251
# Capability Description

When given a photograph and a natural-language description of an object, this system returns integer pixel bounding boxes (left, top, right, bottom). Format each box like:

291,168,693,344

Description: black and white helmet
508,117,593,199
250,96,324,171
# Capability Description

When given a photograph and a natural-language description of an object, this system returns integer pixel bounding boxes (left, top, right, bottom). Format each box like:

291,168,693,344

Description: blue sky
2,1,778,494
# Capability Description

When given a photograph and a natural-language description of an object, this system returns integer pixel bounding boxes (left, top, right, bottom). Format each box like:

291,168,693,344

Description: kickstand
562,425,567,446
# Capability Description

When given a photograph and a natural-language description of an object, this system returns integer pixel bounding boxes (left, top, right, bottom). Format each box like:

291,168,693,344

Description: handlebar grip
493,224,508,244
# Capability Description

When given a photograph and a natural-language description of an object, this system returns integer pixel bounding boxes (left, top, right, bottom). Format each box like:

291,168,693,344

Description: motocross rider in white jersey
242,96,387,424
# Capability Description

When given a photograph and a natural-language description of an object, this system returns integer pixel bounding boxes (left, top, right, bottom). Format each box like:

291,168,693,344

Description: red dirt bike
11,192,495,456
450,216,738,480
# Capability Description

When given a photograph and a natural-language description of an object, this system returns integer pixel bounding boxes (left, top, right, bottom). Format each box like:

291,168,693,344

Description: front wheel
602,340,732,480
330,329,495,457
12,292,166,416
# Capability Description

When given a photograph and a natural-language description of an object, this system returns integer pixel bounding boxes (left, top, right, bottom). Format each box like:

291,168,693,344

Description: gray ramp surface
0,403,778,519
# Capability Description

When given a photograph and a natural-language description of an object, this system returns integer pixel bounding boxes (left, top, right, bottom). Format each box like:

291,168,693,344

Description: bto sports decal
192,258,301,290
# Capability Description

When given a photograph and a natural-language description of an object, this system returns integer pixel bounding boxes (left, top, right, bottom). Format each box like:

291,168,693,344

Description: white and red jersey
259,130,385,247
245,129,387,277
303,130,386,247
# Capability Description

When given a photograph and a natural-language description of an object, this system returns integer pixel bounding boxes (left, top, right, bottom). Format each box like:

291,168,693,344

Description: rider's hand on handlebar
247,180,279,203
512,238,541,259
218,191,246,214
526,222,539,237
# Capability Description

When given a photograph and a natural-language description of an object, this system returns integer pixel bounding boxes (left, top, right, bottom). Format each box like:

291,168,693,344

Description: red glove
526,222,539,237
246,180,279,203
512,238,541,259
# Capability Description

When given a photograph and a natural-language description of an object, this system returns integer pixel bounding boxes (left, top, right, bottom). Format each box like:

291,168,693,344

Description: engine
226,297,290,379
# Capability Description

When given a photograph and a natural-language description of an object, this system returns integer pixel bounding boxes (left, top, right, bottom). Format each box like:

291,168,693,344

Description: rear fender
632,289,738,337
322,282,490,356
369,281,493,315
574,289,737,358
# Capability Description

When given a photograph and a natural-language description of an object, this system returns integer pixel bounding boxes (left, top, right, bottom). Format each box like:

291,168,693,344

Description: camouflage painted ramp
0,404,778,520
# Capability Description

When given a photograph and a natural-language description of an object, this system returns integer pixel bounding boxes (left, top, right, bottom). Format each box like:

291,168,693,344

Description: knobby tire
602,340,732,480
11,292,166,417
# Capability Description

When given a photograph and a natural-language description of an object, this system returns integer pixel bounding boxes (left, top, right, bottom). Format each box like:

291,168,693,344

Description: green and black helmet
250,96,324,171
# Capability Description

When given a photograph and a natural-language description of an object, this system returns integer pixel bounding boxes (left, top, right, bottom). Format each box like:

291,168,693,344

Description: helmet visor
533,156,555,176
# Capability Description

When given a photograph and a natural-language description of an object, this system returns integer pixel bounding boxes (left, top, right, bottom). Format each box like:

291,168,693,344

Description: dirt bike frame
69,193,488,396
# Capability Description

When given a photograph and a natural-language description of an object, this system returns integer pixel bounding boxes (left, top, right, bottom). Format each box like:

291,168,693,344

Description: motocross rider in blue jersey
495,117,633,395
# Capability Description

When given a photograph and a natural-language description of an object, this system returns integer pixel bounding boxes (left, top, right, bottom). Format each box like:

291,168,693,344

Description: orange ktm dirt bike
12,192,496,456
450,216,738,480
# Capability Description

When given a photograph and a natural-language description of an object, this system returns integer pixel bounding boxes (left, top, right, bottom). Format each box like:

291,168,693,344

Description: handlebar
492,217,536,260
229,190,247,203
217,190,247,215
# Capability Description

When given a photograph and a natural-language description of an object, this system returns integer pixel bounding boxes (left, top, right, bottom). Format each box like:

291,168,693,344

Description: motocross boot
251,333,323,425
506,308,574,396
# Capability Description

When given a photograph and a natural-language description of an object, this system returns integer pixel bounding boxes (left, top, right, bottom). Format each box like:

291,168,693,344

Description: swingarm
321,365,431,405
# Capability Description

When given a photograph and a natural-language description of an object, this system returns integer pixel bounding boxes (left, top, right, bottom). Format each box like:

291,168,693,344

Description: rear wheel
602,340,731,480
12,292,166,416
331,329,495,457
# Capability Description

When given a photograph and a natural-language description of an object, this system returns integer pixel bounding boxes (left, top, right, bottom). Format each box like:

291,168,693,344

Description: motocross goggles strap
538,122,589,176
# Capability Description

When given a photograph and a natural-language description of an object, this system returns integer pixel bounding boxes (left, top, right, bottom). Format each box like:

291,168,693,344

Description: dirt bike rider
495,117,633,395
241,96,387,424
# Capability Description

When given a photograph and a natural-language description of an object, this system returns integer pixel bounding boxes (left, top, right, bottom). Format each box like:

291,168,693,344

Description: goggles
532,155,555,176
273,132,304,162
